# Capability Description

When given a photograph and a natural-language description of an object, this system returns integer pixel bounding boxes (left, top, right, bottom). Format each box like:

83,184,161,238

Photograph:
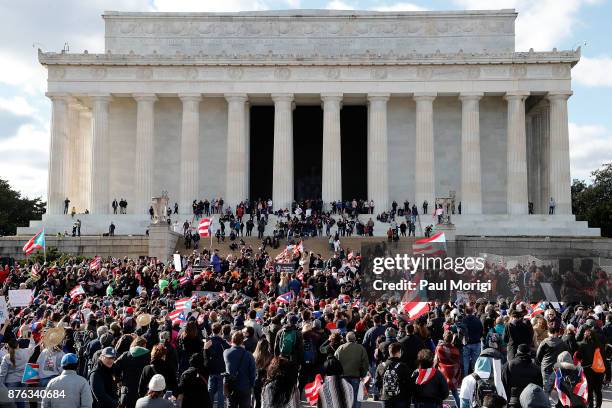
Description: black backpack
472,372,499,407
382,362,401,397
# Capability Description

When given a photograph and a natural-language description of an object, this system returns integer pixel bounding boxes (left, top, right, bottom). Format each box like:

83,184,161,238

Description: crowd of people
0,240,609,408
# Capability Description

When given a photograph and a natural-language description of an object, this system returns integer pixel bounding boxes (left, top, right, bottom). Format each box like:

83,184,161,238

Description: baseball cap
101,347,116,358
61,353,78,367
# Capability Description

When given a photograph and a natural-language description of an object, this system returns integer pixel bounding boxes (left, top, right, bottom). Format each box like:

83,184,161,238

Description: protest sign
8,289,33,307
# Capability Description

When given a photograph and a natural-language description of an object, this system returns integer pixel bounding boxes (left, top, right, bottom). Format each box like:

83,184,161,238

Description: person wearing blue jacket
223,332,256,408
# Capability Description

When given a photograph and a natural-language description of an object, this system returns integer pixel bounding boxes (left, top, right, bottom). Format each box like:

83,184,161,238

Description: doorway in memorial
293,106,323,201
341,106,368,201
249,106,274,201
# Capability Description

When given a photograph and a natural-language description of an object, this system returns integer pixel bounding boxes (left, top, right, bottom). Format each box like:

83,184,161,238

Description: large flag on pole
198,217,213,237
23,230,45,255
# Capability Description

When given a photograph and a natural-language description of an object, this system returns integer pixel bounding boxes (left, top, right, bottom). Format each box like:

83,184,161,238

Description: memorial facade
24,9,600,236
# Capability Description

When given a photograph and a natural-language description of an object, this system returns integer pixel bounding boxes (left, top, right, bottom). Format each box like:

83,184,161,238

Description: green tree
571,162,612,237
0,178,46,236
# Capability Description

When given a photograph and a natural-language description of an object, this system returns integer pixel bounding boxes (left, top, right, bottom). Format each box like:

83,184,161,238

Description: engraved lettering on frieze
183,67,198,80
138,67,153,80
228,67,243,80
371,67,388,80
93,68,107,79
325,67,341,80
417,66,432,80
511,65,527,79
274,67,291,80
467,66,480,79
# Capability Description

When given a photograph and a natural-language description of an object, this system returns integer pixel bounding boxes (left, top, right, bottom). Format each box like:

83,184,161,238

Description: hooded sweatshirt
502,349,543,407
411,367,449,405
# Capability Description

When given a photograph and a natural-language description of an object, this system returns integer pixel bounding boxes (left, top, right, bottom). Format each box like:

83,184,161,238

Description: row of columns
46,91,573,216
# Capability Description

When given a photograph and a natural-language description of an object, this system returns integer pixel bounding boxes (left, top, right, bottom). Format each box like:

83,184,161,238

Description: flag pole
42,229,46,264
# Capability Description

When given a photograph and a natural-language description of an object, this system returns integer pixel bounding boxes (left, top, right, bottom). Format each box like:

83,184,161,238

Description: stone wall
0,236,149,261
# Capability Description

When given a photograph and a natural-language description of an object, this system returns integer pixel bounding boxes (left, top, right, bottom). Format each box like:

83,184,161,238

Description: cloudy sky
1,0,611,200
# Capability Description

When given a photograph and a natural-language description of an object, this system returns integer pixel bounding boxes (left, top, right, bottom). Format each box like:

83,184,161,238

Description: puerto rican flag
168,309,186,325
276,291,294,304
179,276,191,286
416,367,437,385
198,217,213,237
412,232,446,256
89,256,102,271
69,284,86,299
23,230,45,255
175,297,193,311
402,301,430,320
304,374,323,406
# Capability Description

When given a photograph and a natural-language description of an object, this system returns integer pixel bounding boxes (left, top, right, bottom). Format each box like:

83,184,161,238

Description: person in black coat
89,348,119,408
177,353,212,408
410,349,449,407
503,310,534,361
138,344,178,397
375,342,412,407
114,337,151,408
400,323,426,371
501,344,543,408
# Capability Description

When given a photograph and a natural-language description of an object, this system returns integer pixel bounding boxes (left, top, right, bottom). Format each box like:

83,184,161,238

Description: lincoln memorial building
21,9,600,236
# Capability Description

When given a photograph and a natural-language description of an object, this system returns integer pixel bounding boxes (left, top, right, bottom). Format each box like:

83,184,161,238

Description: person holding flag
23,230,45,256
0,338,33,408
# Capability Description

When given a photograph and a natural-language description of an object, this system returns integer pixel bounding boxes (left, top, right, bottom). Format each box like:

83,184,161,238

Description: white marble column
133,93,157,215
67,99,81,211
321,93,343,208
414,93,436,212
46,93,70,215
90,94,112,214
368,93,390,212
537,104,551,214
272,93,294,210
504,91,530,215
78,108,92,213
225,93,248,208
459,93,483,214
179,94,202,214
548,91,573,214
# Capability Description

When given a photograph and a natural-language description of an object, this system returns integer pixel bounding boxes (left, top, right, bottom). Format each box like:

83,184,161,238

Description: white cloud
0,96,38,117
152,0,268,12
326,0,355,10
573,56,612,87
371,2,426,11
569,122,612,182
453,0,600,51
284,0,301,7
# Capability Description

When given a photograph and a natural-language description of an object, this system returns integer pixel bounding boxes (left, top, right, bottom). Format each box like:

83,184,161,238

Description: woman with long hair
177,320,202,374
252,337,274,408
0,337,33,408
317,356,353,408
115,336,151,408
434,331,461,407
138,344,177,397
261,357,300,408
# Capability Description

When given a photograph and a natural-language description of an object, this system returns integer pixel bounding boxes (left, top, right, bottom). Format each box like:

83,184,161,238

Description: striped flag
304,374,323,406
168,309,186,325
555,366,588,406
23,230,45,255
198,217,213,237
175,297,193,311
31,264,40,280
179,276,191,286
89,256,102,271
22,363,40,384
69,284,85,299
276,291,293,304
416,367,437,385
412,232,446,256
402,301,430,320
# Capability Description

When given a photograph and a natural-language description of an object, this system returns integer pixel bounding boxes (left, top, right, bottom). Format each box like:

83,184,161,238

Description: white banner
0,297,7,323
8,289,33,307
173,254,182,272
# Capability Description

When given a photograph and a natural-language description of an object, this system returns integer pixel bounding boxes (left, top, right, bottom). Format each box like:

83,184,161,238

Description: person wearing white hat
135,374,173,408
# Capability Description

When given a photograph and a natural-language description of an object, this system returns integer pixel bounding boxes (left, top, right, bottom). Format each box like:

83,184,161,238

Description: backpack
486,331,500,350
303,337,316,364
382,362,401,397
472,373,499,407
592,347,605,373
279,329,297,357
